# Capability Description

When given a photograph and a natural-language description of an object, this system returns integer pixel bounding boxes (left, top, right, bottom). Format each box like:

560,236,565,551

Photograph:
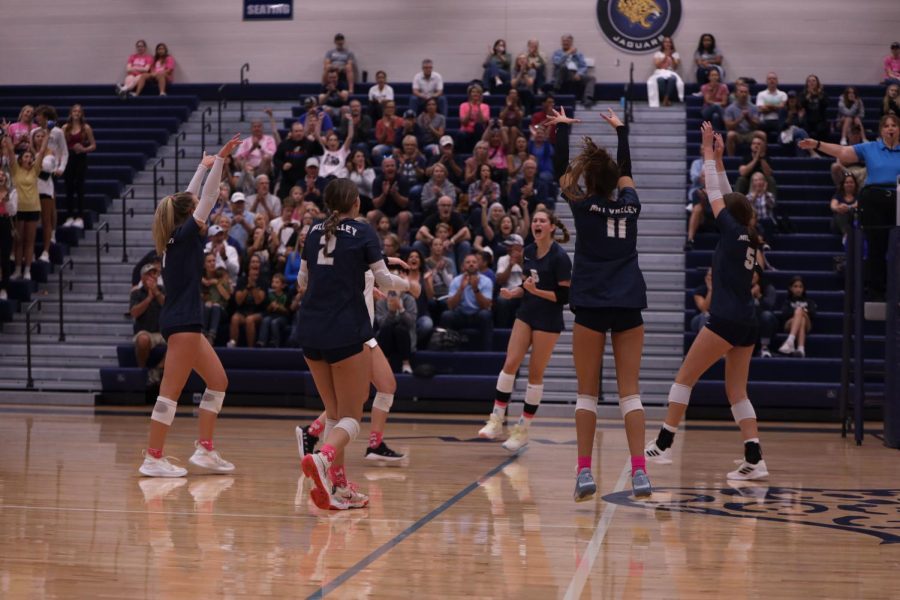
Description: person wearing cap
130,262,166,380
323,33,356,94
425,135,464,186
441,253,494,351
300,157,327,209
274,121,318,199
246,174,282,221
416,98,447,155
495,234,525,327
410,59,447,116
367,70,394,121
204,224,240,280
228,192,255,249
318,68,350,120
235,118,277,177
884,42,900,86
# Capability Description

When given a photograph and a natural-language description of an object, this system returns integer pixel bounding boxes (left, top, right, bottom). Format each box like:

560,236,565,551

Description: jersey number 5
744,247,756,270
317,235,336,266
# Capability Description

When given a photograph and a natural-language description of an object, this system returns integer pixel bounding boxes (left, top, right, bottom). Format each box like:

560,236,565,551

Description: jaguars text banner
596,0,682,53
244,0,293,20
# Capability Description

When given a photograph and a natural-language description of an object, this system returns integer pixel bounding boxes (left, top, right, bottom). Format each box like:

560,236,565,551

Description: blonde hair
321,178,359,258
152,192,195,255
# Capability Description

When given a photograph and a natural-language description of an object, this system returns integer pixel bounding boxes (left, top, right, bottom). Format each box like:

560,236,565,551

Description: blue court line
305,451,522,600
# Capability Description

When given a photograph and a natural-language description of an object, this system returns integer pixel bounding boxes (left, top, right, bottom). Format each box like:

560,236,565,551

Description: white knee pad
151,396,178,426
668,383,692,406
731,399,757,423
619,394,643,417
525,384,543,406
373,392,394,412
575,394,598,414
335,417,361,442
496,371,516,394
323,418,338,441
199,389,225,414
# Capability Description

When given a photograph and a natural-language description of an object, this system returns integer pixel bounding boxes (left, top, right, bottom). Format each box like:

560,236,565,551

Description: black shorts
17,211,40,222
705,314,758,347
161,324,202,340
303,343,364,364
572,306,643,333
39,194,53,202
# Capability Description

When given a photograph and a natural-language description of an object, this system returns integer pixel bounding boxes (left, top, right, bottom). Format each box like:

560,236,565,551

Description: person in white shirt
756,72,788,132
494,234,525,327
367,70,394,120
246,174,282,221
646,37,684,108
268,202,300,260
410,59,447,116
204,225,240,280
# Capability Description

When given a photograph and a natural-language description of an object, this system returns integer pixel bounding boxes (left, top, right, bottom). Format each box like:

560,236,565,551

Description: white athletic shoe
644,440,673,465
727,459,769,481
50,231,56,244
0,290,7,300
73,218,85,229
188,442,235,473
139,452,187,477
38,251,50,263
13,266,23,280
478,414,504,440
778,338,795,355
23,269,31,281
501,424,529,452
334,483,369,509
63,217,75,227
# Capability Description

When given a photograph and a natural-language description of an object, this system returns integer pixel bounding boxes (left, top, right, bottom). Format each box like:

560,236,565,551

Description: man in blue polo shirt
440,253,494,350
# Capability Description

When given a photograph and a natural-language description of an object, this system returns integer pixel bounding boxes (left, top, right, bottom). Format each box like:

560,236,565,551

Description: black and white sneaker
364,441,405,462
727,459,769,481
295,425,319,458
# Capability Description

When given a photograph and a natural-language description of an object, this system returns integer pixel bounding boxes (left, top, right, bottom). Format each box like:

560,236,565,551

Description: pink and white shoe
334,481,369,509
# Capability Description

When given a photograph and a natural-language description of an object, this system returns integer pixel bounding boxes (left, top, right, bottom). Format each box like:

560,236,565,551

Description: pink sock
631,455,646,476
577,456,591,472
494,401,508,410
369,431,383,449
147,447,163,459
308,418,325,436
320,444,336,464
199,439,214,452
329,465,347,487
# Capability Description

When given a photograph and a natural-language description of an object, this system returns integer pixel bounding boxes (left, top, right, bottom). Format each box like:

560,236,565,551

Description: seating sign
243,0,293,20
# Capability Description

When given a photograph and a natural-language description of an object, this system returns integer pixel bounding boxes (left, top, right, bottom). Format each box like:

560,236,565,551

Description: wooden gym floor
0,404,897,599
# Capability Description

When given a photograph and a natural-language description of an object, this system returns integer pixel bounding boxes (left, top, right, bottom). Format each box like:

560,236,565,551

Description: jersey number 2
744,247,755,270
317,236,336,266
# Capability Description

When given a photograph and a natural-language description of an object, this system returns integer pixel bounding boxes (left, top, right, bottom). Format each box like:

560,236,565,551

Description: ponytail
152,192,195,255
322,210,341,257
534,208,571,244
562,137,620,202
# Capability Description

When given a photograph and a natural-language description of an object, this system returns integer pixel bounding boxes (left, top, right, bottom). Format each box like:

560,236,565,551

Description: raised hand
544,107,580,127
600,108,623,129
219,134,243,158
200,152,216,169
700,121,715,153
713,132,725,161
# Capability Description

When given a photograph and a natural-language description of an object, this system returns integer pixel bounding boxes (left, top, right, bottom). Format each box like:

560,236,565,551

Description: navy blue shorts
162,324,202,340
572,306,643,333
303,343,364,365
705,314,758,347
517,310,564,334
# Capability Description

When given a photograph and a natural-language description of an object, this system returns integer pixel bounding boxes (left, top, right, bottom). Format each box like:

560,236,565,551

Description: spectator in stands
426,136,465,188
300,157,327,208
31,124,64,264
274,121,315,199
284,230,304,290
229,254,267,347
259,273,291,347
459,85,492,152
227,193,254,249
799,74,830,141
236,119,277,179
368,70,394,120
370,157,413,242
500,90,525,148
884,42,900,86
247,174,282,221
420,163,457,214
528,124,555,183
483,39,512,94
690,268,713,332
780,91,814,157
441,253,494,351
507,135,535,184
135,43,175,96
116,40,153,98
7,105,38,152
347,149,376,210
61,104,95,229
204,224,240,280
1,123,47,280
829,124,867,189
410,59,447,116
0,172,12,300
323,33,355,94
375,266,417,373
414,195,471,264
552,35,595,108
511,54,537,114
382,232,401,259
298,97,334,133
724,83,766,156
406,249,433,347
883,83,900,117
478,249,496,285
647,36,683,108
525,39,548,90
693,33,724,85
483,122,509,180
778,276,816,358
474,201,505,253
394,110,425,154
746,172,777,240
756,72,788,133
130,263,166,383
837,87,866,146
699,69,729,132
469,164,502,211
736,136,776,194
337,100,372,151
830,172,858,243
495,234,526,327
530,94,558,144
424,237,454,320
318,68,350,120
417,98,446,155
753,269,778,358
373,100,404,164
509,158,552,213
201,253,232,344
395,135,427,200
316,117,353,179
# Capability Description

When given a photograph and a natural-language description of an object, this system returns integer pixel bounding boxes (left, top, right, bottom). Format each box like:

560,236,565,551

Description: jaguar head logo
617,0,662,28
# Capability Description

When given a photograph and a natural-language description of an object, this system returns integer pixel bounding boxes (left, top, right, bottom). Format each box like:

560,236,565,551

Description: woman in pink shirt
7,105,38,152
459,84,491,151
700,69,729,131
136,43,176,97
117,40,153,98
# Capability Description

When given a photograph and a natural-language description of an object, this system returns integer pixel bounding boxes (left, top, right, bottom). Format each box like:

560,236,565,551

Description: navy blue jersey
568,187,647,309
297,218,383,349
159,218,204,333
516,241,573,333
711,209,756,324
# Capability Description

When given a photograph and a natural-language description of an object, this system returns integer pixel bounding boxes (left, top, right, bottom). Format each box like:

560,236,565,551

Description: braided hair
321,178,360,258
533,208,571,243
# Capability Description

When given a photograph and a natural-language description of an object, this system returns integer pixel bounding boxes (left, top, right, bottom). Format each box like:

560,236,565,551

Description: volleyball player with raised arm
544,107,652,501
298,179,410,510
645,122,769,481
139,134,243,477
477,209,572,451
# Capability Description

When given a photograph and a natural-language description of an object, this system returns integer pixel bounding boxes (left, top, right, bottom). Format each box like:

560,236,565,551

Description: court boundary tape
563,462,631,600
306,451,523,600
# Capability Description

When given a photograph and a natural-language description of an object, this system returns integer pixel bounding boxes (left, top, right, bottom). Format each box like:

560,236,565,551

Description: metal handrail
174,131,187,192
24,299,42,389
152,157,166,209
240,63,250,122
120,187,135,263
57,258,74,342
95,221,110,301
200,107,213,154
217,84,228,144
625,62,635,125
